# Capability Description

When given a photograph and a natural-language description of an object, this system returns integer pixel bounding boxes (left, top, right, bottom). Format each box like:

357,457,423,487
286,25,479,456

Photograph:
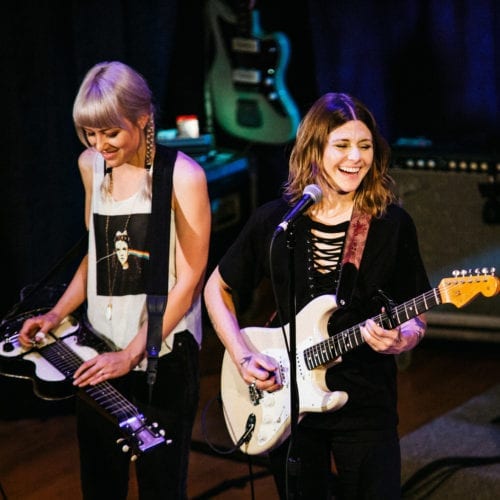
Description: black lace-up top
304,219,349,300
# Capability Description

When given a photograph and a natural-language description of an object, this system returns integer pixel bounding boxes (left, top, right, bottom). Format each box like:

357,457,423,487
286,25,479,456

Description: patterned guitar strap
335,207,372,308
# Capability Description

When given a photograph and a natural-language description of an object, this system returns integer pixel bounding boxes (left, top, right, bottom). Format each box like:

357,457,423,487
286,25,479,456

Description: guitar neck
304,287,441,370
235,0,253,36
40,338,138,422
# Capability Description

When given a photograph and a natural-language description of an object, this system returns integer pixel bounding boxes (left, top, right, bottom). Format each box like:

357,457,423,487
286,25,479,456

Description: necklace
104,211,133,321
102,158,151,320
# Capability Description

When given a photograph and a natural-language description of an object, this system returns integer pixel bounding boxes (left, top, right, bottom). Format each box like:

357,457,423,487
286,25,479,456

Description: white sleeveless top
86,153,202,370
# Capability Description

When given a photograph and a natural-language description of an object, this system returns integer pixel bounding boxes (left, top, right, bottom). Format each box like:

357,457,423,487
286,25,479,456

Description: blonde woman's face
322,120,373,194
83,117,143,168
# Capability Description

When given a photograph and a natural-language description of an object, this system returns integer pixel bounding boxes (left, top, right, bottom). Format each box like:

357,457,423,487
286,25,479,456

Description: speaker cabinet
392,168,500,339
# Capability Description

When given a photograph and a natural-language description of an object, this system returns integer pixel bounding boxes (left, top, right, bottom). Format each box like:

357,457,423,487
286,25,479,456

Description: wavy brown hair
284,93,396,217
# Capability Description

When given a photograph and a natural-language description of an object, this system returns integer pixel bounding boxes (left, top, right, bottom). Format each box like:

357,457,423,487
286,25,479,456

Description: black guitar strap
145,145,176,398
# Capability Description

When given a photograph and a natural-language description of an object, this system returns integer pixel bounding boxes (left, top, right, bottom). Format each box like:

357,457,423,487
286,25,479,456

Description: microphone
275,184,322,234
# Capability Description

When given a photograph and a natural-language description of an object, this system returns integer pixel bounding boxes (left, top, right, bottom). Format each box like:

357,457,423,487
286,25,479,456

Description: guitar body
207,0,300,144
0,313,104,400
221,294,348,456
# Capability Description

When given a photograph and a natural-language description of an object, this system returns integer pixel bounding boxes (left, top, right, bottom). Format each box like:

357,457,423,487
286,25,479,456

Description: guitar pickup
232,37,260,54
233,69,261,85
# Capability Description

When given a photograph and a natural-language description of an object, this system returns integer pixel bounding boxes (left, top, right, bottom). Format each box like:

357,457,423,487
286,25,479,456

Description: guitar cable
200,392,256,455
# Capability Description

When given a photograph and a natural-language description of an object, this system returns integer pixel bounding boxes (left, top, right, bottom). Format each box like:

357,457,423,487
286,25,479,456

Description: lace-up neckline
305,219,349,298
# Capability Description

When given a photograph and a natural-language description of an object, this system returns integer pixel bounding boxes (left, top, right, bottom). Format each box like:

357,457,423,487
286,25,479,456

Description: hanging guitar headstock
116,413,171,462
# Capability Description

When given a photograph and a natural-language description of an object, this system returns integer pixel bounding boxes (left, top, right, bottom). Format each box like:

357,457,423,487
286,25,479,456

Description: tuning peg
116,438,130,454
130,454,138,462
151,421,168,438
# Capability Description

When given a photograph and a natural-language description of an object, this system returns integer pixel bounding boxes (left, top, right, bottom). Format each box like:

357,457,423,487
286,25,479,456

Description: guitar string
304,277,496,369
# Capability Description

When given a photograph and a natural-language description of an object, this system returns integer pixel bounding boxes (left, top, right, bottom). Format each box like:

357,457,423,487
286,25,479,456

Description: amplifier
391,146,500,175
201,151,256,273
391,167,500,340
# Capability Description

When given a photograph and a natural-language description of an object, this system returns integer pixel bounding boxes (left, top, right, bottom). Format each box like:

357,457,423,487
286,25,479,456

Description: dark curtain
308,0,500,148
2,0,499,318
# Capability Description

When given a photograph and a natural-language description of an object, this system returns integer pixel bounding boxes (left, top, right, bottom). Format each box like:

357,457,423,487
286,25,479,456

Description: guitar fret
43,336,140,422
319,342,330,364
324,339,337,361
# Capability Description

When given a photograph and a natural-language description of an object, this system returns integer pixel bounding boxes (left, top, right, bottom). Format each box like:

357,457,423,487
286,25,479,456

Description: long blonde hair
285,93,396,217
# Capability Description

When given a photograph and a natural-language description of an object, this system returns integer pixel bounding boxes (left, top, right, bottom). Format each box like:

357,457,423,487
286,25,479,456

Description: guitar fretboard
304,287,441,370
41,337,140,422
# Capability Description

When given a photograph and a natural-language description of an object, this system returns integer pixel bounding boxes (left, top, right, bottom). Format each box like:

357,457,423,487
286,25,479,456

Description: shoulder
238,198,290,236
375,203,412,222
78,147,98,169
382,203,416,225
77,148,98,184
254,198,290,221
172,150,208,188
371,203,420,241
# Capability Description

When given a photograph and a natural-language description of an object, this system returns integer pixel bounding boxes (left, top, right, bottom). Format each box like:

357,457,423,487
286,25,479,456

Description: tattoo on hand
239,356,251,367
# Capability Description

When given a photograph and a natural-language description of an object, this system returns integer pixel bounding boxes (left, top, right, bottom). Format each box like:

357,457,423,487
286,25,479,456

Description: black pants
268,424,401,499
76,330,200,500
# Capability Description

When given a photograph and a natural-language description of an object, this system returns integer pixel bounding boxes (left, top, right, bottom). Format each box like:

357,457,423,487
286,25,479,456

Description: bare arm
204,267,282,392
18,149,94,345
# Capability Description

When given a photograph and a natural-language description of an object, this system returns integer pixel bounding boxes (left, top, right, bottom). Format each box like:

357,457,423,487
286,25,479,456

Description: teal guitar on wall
206,0,301,144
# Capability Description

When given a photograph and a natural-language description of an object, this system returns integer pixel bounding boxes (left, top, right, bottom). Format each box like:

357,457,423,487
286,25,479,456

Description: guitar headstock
117,413,170,461
438,268,499,309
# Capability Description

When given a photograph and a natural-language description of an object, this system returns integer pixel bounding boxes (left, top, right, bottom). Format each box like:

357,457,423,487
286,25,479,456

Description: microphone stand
285,223,300,500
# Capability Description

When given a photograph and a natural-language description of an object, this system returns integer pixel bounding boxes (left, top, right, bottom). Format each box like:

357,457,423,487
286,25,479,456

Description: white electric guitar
0,312,167,460
220,270,499,455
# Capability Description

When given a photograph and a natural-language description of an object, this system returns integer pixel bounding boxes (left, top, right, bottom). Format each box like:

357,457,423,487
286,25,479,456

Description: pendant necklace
103,162,136,321
105,211,132,321
103,130,154,320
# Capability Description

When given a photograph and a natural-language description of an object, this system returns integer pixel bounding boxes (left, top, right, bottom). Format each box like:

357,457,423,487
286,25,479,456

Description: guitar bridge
248,381,263,406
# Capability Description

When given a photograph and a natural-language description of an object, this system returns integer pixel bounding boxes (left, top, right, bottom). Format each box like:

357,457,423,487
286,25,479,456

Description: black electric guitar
0,311,167,460
220,270,500,455
206,0,300,144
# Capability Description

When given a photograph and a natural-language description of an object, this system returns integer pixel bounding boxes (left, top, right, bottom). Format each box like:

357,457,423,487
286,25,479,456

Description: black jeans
76,330,200,500
268,424,401,499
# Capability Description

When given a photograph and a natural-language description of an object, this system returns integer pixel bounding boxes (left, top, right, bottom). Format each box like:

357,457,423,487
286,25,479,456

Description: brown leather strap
336,207,371,307
342,207,371,269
